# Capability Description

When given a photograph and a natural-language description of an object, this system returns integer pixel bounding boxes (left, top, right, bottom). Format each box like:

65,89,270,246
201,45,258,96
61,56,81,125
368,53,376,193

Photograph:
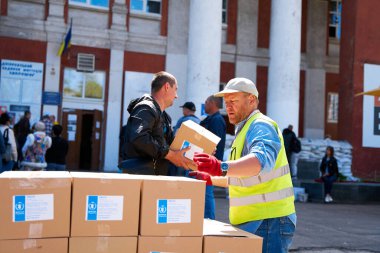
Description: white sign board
0,59,44,125
363,63,380,148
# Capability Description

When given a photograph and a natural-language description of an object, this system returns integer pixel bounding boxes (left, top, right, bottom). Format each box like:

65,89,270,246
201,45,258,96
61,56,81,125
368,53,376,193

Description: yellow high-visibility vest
228,112,295,225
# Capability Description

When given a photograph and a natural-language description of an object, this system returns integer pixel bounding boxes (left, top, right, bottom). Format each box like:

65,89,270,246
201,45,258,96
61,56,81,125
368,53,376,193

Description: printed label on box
181,140,204,160
86,195,124,221
13,194,54,222
156,199,191,224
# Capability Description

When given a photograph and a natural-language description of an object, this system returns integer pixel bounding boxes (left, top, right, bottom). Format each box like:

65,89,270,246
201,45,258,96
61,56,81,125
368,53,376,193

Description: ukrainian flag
57,19,72,56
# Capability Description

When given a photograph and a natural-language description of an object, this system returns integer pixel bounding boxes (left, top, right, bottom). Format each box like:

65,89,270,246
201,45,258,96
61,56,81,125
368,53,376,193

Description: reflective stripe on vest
229,164,290,187
230,187,294,206
228,112,295,225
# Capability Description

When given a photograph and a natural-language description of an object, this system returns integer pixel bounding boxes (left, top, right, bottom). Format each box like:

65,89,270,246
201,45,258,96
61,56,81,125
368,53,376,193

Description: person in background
13,110,31,163
169,102,201,176
282,124,301,179
320,146,339,203
21,121,52,171
46,125,69,171
194,95,226,220
0,113,18,172
201,95,226,161
49,114,59,125
193,77,296,253
173,102,200,135
42,114,53,136
0,127,5,172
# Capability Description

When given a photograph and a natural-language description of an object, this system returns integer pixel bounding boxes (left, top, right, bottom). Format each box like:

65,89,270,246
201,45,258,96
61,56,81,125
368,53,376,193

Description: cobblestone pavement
215,198,380,253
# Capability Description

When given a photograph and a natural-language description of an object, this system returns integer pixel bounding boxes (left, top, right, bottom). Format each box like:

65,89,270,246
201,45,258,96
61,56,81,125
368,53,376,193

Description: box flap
183,120,221,144
0,171,71,179
203,219,260,238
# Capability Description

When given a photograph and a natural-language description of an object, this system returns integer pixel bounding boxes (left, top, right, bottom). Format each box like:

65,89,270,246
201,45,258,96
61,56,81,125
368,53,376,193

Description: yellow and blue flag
57,19,72,56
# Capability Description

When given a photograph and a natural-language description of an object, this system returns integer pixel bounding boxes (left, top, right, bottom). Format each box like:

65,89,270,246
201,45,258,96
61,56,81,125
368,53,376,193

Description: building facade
0,0,379,179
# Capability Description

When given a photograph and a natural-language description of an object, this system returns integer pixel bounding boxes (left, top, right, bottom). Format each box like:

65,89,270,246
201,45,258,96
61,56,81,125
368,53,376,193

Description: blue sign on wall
42,92,61,105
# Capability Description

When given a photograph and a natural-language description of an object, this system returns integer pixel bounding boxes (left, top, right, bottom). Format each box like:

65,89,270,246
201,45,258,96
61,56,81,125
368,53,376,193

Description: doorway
61,109,103,171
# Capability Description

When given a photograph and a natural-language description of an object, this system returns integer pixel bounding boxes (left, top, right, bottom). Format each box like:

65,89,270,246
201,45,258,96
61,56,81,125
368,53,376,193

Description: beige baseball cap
214,77,259,98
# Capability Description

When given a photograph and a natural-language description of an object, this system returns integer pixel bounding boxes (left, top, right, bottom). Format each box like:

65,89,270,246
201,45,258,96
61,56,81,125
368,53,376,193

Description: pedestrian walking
21,121,52,171
283,124,301,179
0,113,18,172
46,124,69,171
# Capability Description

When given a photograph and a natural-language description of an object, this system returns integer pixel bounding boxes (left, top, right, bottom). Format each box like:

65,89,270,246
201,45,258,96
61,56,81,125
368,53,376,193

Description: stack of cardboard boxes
0,121,262,252
0,171,262,252
69,172,141,253
138,176,205,252
0,171,71,253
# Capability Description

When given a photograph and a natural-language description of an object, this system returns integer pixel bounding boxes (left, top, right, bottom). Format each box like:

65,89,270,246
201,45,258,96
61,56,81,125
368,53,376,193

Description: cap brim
214,89,241,97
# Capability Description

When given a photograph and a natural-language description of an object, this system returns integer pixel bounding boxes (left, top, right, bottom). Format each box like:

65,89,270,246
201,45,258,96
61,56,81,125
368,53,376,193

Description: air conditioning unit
77,53,95,72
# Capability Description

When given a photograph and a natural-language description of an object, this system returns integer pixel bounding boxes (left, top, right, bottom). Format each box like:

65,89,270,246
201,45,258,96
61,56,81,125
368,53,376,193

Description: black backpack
292,137,302,153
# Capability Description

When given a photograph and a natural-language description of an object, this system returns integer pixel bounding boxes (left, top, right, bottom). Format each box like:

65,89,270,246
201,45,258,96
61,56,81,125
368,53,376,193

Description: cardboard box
70,172,142,237
69,237,137,253
139,175,205,236
0,238,68,253
0,171,72,240
203,219,263,253
170,120,221,169
138,236,202,253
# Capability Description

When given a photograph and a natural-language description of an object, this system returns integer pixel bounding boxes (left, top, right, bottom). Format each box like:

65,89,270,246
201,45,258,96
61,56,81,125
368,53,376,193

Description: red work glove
193,153,222,176
189,171,212,186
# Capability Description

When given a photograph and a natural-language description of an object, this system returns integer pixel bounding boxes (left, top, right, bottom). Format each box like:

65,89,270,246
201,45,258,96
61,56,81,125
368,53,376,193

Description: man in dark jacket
120,71,195,175
282,124,301,178
46,125,69,171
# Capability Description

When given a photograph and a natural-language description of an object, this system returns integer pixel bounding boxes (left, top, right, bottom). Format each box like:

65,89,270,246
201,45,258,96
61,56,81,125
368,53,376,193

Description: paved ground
214,198,380,252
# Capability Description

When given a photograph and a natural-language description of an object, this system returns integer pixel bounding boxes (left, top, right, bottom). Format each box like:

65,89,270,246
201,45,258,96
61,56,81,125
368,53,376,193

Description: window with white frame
69,0,109,9
327,92,339,123
63,68,105,100
222,0,228,24
329,0,342,39
130,0,161,15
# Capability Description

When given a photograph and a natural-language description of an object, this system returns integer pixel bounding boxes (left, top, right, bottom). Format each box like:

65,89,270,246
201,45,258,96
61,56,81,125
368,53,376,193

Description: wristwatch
221,162,229,172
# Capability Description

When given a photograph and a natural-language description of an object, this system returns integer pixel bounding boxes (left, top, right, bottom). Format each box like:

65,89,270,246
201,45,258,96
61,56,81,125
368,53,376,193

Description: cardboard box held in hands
170,120,221,170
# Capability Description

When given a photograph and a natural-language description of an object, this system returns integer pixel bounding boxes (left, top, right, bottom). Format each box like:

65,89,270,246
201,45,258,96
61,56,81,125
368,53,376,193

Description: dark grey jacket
120,94,174,175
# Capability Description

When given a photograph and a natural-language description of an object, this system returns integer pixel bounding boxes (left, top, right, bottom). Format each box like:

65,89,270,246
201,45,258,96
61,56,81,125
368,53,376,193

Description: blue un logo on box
13,195,26,222
157,199,168,224
87,196,98,221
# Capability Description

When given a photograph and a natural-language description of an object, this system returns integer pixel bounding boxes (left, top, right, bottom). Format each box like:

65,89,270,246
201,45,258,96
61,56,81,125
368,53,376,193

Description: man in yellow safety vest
193,77,296,253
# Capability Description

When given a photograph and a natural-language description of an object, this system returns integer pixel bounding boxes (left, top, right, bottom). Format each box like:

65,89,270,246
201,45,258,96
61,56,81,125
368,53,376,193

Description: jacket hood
127,94,157,113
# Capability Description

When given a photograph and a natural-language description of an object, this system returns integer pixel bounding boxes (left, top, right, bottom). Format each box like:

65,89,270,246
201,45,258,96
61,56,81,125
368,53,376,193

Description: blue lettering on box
87,196,98,221
14,195,26,222
157,199,168,224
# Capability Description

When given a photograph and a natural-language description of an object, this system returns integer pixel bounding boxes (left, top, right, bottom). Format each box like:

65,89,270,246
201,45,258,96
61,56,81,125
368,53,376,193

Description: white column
187,0,222,117
43,42,62,118
44,0,66,119
104,49,124,172
165,0,190,123
267,0,302,134
304,0,328,138
103,0,127,172
235,0,259,83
